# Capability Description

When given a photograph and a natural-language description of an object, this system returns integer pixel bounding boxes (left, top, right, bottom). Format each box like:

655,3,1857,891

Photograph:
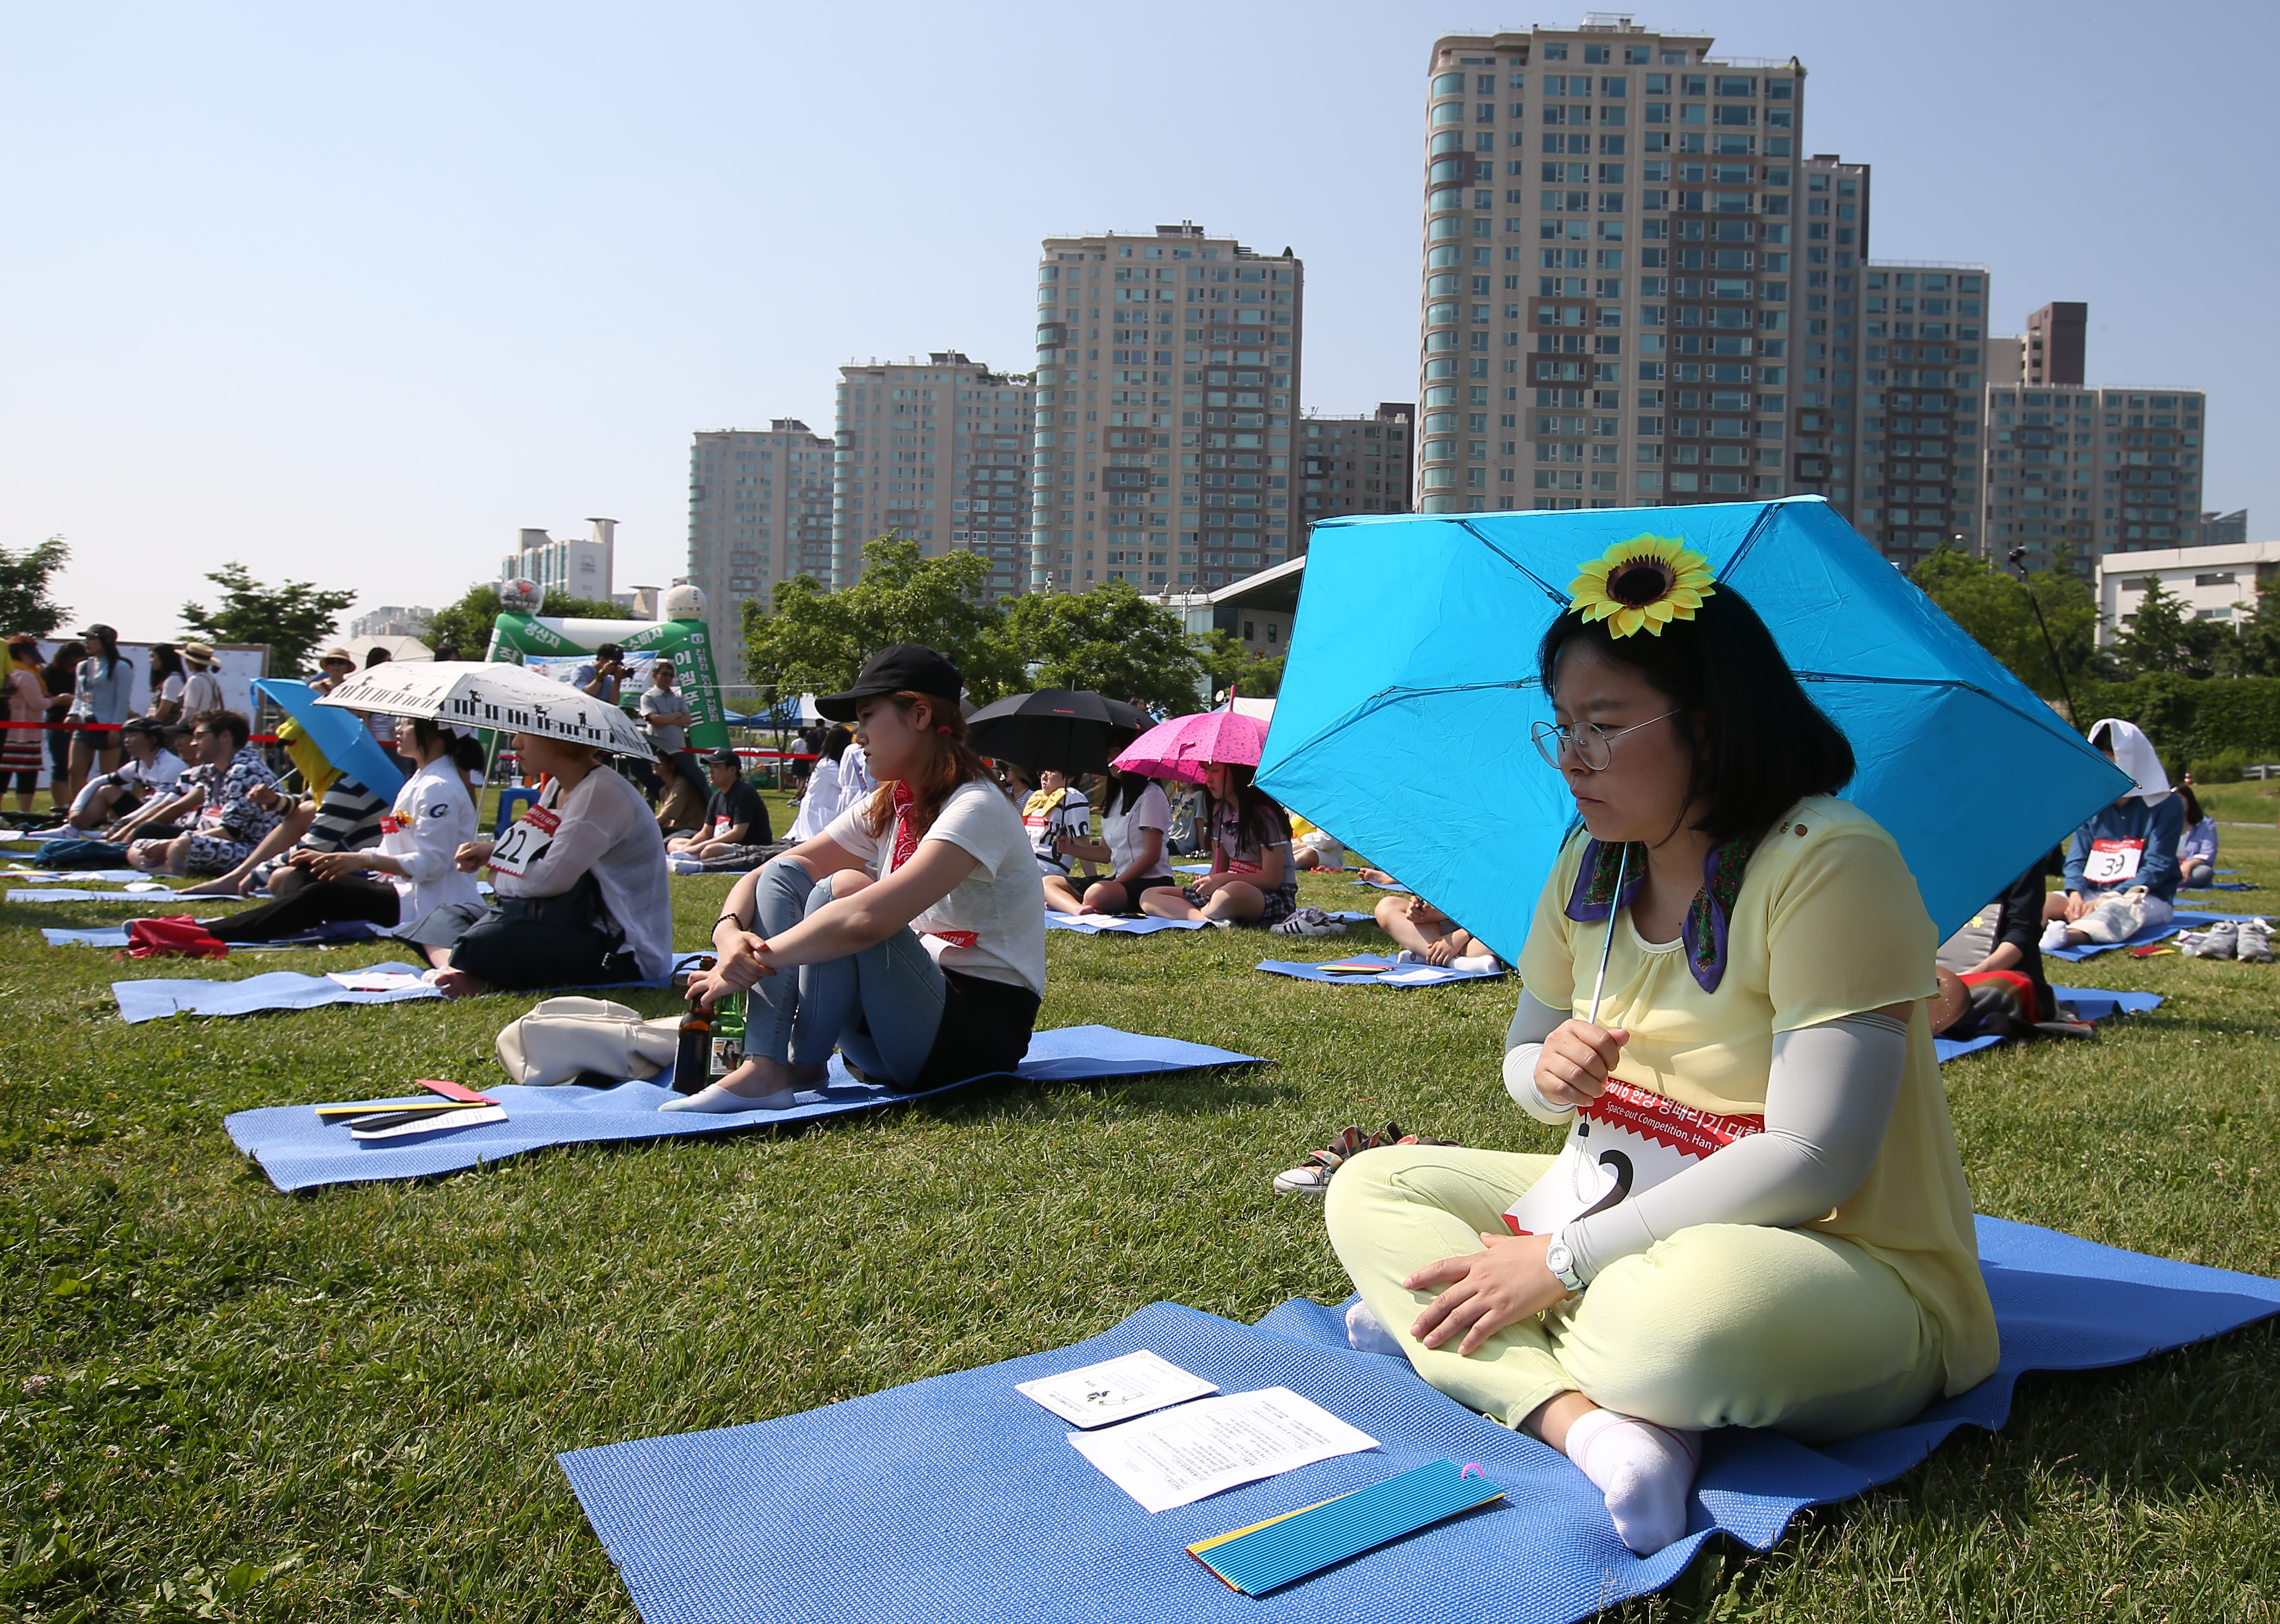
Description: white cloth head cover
2087,717,2171,803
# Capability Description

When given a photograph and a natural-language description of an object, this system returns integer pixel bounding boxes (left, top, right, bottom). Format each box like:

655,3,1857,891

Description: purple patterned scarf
1563,833,1761,993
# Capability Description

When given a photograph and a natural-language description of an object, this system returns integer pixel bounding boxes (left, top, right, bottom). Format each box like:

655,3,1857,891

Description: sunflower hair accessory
1567,534,1716,638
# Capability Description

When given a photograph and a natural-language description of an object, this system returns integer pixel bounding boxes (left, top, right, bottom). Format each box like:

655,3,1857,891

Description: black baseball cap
702,747,741,769
816,643,963,721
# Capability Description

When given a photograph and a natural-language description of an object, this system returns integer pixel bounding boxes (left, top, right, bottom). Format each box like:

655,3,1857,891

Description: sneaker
2181,920,2238,960
1272,1121,1457,1197
1270,905,1347,938
2237,918,2272,963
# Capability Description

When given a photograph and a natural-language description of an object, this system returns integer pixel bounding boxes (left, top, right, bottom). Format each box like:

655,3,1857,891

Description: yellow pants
1323,1144,1946,1443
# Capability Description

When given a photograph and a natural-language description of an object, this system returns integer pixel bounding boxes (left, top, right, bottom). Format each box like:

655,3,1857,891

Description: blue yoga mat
557,1215,2280,1624
1044,913,1209,935
224,1026,1264,1191
8,886,226,904
1257,953,1505,988
113,952,717,1024
2046,908,2254,960
4,868,148,884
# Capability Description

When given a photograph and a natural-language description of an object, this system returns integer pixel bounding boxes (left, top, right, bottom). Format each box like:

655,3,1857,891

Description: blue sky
3,0,2273,640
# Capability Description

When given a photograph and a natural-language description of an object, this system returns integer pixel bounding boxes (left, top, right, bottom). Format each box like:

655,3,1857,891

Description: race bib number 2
488,806,560,877
2083,838,2144,885
1503,1079,1763,1237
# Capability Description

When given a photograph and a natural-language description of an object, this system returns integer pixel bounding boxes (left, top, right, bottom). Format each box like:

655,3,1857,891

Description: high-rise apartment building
1300,404,1415,526
1849,261,1992,570
501,518,618,601
1985,384,2209,566
2024,301,2086,387
1032,224,1304,594
1418,23,1805,518
833,355,1033,594
1781,154,1870,521
685,421,836,657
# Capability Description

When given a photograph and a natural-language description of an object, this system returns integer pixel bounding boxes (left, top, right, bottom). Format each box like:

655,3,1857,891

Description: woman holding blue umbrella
1324,539,1997,1556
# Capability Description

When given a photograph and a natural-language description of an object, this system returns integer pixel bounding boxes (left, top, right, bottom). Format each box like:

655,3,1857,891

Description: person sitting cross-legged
1373,890,1499,968
117,709,283,876
667,750,774,859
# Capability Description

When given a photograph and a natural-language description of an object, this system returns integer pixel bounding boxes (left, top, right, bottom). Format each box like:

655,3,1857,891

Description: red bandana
890,780,978,948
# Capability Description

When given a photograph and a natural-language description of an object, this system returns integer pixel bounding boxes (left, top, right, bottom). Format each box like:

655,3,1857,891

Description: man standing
641,659,705,832
180,643,225,718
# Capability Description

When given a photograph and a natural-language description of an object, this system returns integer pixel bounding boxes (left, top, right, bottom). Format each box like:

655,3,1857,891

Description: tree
2228,574,2280,678
0,535,71,637
996,580,1209,713
1910,544,2105,704
744,538,1023,703
2110,576,2231,679
424,582,632,663
180,562,357,677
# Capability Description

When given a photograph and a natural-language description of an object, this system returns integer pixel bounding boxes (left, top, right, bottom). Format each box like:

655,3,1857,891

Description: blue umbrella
255,678,406,799
1256,497,2129,959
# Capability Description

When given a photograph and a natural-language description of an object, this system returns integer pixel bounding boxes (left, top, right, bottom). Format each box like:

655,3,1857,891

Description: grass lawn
6,791,2280,1621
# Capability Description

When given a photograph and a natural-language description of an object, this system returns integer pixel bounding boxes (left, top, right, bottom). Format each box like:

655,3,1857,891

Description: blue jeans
745,857,947,1084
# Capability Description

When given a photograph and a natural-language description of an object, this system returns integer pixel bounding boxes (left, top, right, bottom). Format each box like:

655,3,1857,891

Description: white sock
659,1082,797,1114
2039,918,2071,951
1561,1406,1701,1555
1344,1299,1403,1357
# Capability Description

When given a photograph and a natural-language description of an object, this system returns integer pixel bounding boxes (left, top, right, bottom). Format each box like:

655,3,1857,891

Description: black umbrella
966,688,1150,776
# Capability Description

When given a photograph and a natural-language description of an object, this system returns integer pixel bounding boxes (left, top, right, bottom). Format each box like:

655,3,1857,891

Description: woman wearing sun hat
1323,536,1997,1557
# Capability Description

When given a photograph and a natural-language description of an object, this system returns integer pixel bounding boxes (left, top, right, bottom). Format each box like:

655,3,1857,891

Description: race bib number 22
488,806,560,877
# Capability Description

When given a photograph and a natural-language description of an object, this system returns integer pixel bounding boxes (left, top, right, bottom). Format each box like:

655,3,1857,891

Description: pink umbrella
1110,710,1270,786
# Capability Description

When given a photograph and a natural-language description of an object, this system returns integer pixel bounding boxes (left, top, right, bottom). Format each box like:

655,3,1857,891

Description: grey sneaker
2237,918,2272,963
2181,920,2238,959
1271,905,1347,938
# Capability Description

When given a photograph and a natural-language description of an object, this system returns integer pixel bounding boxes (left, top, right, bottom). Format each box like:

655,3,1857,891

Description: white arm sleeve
1561,1009,1909,1284
1502,989,1575,1125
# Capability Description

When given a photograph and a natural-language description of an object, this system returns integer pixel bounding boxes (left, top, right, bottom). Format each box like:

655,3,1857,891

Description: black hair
2178,783,2204,828
823,725,854,764
149,644,184,681
1104,768,1156,816
364,647,392,668
1537,582,1854,847
1205,761,1290,855
408,717,486,776
84,628,122,676
43,641,83,691
195,708,252,750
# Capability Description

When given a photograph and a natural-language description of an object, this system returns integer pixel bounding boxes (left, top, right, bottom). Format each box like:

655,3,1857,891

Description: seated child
1139,761,1297,928
1022,768,1096,914
2176,784,2216,889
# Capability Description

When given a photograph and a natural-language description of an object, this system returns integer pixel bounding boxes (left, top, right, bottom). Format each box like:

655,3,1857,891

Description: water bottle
672,1006,712,1095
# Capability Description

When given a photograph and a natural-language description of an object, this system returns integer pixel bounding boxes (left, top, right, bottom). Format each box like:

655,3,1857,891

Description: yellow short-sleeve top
1517,794,1998,1397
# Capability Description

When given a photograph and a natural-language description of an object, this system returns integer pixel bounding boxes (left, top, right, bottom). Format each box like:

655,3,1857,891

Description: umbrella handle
1585,844,1626,1029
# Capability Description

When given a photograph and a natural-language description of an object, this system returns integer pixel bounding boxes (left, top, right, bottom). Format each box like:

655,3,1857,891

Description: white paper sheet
1015,1349,1218,1429
1066,1387,1378,1513
349,1105,507,1140
326,971,427,991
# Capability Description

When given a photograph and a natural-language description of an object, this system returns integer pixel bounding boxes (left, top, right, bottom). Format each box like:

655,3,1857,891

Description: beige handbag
494,996,682,1087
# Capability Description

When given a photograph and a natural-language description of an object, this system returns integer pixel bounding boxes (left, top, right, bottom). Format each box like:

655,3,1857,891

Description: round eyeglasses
1530,709,1682,772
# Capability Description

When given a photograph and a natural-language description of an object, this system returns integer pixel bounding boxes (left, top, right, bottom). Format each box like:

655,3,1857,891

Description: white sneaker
1270,905,1347,938
2181,921,2238,960
2236,918,2271,963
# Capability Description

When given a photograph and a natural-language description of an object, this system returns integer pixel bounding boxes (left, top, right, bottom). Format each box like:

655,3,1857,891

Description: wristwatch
1543,1229,1585,1294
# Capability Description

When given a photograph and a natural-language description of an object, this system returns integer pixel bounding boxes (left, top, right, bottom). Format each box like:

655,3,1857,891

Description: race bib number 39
1503,1079,1763,1237
488,806,560,877
2083,837,2144,885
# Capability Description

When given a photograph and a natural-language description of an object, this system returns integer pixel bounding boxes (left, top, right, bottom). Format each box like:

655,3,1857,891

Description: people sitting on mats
1289,811,1346,870
206,719,484,945
1023,767,1097,914
1322,558,1997,1558
177,710,388,897
1373,891,1500,969
1067,768,1180,915
2040,718,2182,952
405,727,673,997
2176,783,2216,889
54,715,189,831
787,724,853,842
1139,761,1298,929
666,749,773,861
670,643,1044,1113
117,710,284,876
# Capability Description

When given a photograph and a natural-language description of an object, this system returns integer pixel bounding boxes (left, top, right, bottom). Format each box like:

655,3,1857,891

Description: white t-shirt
1102,782,1173,879
152,672,186,716
182,669,224,718
1022,787,1091,878
492,766,673,981
790,755,842,842
825,776,1046,996
127,748,189,795
379,757,482,927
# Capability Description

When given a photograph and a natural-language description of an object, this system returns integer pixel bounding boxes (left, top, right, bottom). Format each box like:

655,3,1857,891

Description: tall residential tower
685,422,836,658
1033,224,1304,593
1419,23,1804,518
